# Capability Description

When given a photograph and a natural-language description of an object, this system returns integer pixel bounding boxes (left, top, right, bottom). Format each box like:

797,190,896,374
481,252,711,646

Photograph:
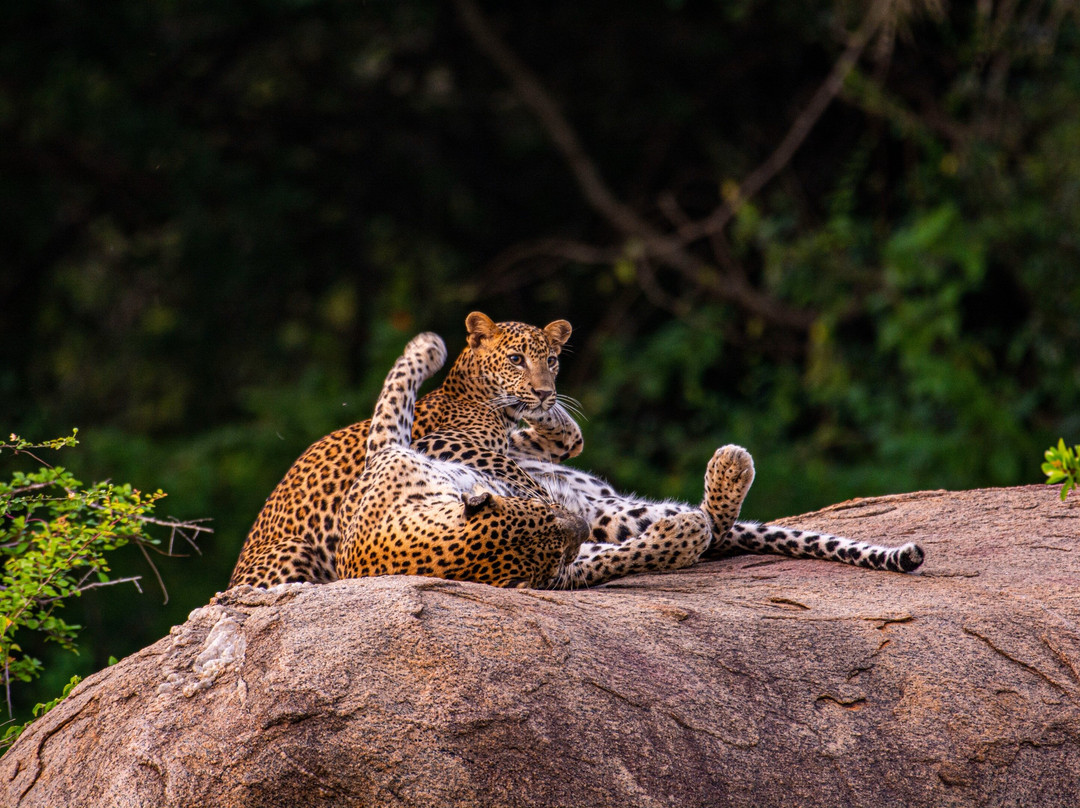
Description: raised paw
404,332,448,377
702,445,755,536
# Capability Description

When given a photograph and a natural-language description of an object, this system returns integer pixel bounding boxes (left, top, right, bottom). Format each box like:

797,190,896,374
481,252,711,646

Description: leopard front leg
507,403,584,463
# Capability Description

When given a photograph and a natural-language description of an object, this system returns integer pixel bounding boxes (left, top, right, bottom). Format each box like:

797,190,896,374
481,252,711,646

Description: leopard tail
366,333,447,456
725,521,924,573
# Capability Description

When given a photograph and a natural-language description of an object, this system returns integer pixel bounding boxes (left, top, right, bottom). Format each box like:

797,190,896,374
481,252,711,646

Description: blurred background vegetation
2,0,1079,723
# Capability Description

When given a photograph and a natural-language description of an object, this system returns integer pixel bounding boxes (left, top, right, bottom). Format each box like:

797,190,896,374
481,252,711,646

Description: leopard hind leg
700,445,755,538
527,445,754,588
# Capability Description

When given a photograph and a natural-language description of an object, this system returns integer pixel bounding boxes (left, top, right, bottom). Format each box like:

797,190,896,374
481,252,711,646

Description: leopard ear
466,311,499,350
462,490,493,517
543,319,572,352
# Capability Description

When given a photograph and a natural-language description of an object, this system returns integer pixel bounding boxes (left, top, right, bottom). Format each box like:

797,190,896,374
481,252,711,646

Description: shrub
1043,439,1080,501
0,431,209,748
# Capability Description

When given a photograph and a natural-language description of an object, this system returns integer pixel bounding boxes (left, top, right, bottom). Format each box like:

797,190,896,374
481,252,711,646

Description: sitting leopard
228,311,587,587
230,310,753,589
333,331,588,587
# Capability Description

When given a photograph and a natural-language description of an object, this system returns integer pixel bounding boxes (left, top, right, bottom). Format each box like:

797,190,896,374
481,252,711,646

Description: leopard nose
535,388,553,402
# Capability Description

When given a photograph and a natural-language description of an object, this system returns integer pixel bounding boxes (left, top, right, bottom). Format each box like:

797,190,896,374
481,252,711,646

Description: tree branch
454,0,892,331
677,0,892,244
452,0,643,236
484,237,620,295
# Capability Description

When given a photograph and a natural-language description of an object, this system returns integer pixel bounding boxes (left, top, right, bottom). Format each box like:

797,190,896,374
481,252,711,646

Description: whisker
556,393,584,410
555,394,587,422
552,405,576,429
485,395,521,412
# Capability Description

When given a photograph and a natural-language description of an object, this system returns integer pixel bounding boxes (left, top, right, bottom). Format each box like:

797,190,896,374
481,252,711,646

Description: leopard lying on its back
501,395,924,584
517,455,924,586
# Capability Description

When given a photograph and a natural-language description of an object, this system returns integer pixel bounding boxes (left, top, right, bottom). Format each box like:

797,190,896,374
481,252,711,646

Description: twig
79,498,211,557
151,515,211,557
485,237,620,294
635,259,690,317
658,191,746,282
3,663,10,725
38,575,143,605
135,513,213,534
2,481,57,499
136,539,169,606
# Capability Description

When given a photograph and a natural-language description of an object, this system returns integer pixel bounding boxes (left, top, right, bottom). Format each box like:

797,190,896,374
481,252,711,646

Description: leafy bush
0,432,208,748
1043,439,1080,501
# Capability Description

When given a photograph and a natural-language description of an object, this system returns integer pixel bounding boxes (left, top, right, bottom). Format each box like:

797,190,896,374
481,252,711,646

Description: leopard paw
702,445,755,536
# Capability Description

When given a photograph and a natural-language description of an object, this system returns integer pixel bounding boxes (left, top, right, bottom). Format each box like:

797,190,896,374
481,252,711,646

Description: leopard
481,369,926,585
490,408,922,586
333,331,589,587
497,399,923,581
228,311,587,588
517,456,925,585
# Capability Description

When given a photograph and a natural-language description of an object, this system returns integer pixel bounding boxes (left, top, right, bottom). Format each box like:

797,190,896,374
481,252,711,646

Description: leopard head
444,311,572,417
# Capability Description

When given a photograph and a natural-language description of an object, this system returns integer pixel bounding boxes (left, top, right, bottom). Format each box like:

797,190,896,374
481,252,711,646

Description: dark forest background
2,0,1079,721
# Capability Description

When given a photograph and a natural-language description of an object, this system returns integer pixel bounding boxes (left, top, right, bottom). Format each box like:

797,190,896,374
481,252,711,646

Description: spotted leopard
517,456,925,580
228,311,583,587
333,331,587,587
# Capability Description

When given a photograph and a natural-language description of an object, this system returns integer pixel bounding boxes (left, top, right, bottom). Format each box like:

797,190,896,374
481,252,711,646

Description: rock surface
2,484,1080,808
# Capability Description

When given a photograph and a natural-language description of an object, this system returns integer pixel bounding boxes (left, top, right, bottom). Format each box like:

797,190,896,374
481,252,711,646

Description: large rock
2,484,1079,807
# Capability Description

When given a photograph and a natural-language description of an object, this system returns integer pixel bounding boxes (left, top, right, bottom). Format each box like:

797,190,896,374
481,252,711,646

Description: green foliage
0,432,207,749
1043,439,1080,501
0,674,83,749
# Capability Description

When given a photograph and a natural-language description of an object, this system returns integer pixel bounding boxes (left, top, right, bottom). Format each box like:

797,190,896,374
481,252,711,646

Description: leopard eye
547,355,557,368
508,353,524,366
